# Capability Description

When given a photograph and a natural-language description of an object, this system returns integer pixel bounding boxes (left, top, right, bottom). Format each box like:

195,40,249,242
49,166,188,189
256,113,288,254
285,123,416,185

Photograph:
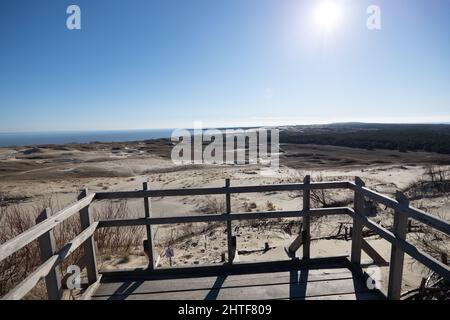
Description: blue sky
1,0,449,132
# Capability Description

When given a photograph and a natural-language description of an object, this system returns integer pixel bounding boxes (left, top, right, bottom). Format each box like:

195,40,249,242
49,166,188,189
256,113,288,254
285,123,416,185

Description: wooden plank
94,181,350,200
351,177,365,265
349,183,450,235
288,233,303,256
98,256,349,281
361,239,388,266
80,275,103,300
92,274,375,300
302,175,311,260
0,193,95,263
97,207,349,228
143,182,155,269
387,191,409,300
346,208,450,282
2,222,98,300
35,208,62,300
95,268,355,297
2,255,60,300
78,189,98,284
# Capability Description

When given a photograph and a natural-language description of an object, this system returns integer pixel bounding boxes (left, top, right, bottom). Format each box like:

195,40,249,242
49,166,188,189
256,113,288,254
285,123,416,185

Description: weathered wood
387,191,409,300
4,179,450,300
35,208,62,300
99,255,350,280
231,236,237,263
78,189,98,284
417,277,427,300
351,177,365,265
59,222,99,258
361,239,388,266
97,207,349,228
225,179,234,264
349,182,450,235
347,207,450,282
302,175,311,260
441,253,448,265
92,266,381,300
94,181,350,200
2,222,98,300
143,182,155,269
288,232,303,255
0,193,95,263
2,255,59,300
80,275,103,300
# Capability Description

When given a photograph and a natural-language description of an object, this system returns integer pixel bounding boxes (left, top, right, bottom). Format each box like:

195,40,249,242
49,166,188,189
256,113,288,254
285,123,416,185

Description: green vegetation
280,123,450,154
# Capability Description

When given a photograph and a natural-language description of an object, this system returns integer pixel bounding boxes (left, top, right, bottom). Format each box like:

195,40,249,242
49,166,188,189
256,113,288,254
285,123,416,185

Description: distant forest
280,123,450,154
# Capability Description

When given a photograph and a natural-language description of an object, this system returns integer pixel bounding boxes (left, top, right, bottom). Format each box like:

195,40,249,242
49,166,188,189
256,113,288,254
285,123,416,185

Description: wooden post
302,175,311,260
225,179,234,264
441,253,448,265
78,189,98,284
36,208,62,300
143,182,155,269
387,191,409,300
351,177,365,265
417,277,427,300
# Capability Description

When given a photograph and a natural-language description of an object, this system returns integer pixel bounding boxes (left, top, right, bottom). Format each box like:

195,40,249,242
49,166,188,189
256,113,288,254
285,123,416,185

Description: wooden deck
2,177,449,300
91,259,385,300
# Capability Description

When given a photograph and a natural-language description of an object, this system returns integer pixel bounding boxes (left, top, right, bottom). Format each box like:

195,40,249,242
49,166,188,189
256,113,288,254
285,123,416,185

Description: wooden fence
0,176,449,300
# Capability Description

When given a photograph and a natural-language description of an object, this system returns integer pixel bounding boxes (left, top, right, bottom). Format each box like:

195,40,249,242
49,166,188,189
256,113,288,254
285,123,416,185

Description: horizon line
1,121,450,135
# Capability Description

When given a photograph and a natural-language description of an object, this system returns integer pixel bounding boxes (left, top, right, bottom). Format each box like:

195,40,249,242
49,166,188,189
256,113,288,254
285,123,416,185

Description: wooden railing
0,176,449,300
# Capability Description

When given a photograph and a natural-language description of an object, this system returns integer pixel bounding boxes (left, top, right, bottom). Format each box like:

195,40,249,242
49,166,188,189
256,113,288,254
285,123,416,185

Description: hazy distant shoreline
0,129,174,147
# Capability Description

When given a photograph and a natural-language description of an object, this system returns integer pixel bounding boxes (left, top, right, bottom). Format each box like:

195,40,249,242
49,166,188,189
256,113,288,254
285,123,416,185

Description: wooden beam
0,193,95,263
349,182,450,235
35,208,62,300
2,255,60,300
361,238,388,266
97,207,349,228
387,191,409,300
80,275,103,300
94,181,350,200
78,189,98,284
2,222,98,300
225,179,234,264
143,182,155,269
351,177,365,265
302,175,311,260
346,208,450,282
288,232,303,256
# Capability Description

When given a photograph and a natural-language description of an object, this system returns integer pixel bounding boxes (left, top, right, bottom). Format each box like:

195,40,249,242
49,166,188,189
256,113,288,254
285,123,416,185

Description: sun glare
313,1,343,32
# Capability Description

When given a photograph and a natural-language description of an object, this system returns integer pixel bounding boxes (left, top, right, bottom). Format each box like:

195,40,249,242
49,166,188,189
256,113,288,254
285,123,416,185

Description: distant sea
0,129,174,147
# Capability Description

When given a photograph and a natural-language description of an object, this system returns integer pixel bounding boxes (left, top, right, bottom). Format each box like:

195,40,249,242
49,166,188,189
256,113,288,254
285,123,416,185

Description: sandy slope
1,141,449,297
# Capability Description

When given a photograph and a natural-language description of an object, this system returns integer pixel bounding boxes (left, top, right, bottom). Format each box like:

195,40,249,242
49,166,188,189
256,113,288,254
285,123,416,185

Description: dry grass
404,166,450,200
199,196,226,214
0,194,145,298
93,200,145,256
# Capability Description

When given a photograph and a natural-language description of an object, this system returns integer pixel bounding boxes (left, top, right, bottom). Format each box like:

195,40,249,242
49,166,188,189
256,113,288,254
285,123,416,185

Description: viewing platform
1,177,449,300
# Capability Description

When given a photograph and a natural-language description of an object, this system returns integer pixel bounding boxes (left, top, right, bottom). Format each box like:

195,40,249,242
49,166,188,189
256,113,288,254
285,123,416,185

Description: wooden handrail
2,222,98,300
94,181,350,200
2,179,450,300
97,207,349,228
349,182,450,235
0,193,95,263
346,208,450,282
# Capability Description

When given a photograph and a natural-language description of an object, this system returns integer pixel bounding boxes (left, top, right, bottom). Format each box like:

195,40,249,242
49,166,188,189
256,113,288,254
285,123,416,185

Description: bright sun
313,1,343,32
